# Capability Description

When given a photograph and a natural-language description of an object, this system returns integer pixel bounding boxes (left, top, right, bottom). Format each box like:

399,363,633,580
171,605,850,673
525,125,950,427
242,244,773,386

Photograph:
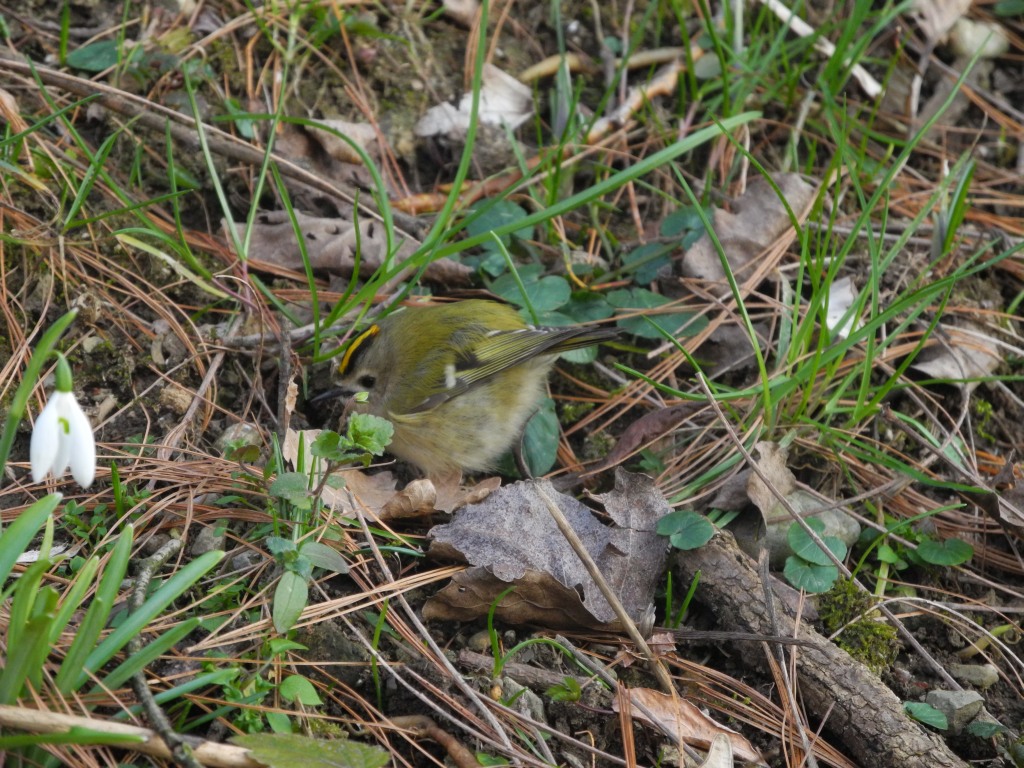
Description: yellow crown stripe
338,325,380,375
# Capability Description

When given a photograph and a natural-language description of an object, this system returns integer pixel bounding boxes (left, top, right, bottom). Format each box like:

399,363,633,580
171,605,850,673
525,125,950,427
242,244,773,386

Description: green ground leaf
518,399,559,477
492,272,571,313
916,537,973,566
875,544,903,565
300,541,349,573
607,287,708,339
622,242,673,284
783,556,838,593
66,40,122,72
234,732,390,768
266,712,292,734
466,199,532,249
347,413,394,455
269,473,313,510
274,571,308,633
280,675,322,706
657,510,714,550
904,701,948,730
967,719,1007,738
788,519,847,566
563,292,615,323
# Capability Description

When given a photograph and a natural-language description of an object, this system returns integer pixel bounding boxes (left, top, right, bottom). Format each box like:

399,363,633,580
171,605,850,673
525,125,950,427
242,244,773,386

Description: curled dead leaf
415,64,533,139
620,688,765,765
282,428,498,520
304,119,379,164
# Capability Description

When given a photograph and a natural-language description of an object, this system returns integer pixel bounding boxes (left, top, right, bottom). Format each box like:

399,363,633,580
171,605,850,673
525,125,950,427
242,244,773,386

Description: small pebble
925,689,984,733
948,662,999,690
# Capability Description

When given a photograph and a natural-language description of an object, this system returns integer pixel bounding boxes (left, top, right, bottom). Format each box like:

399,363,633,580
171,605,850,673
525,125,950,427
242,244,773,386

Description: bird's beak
308,386,351,407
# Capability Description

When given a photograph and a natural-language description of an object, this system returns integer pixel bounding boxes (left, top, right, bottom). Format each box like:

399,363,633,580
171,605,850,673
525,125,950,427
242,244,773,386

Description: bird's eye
357,374,377,389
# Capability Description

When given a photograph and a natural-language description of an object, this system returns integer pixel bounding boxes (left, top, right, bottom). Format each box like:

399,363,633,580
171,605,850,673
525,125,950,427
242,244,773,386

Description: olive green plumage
333,300,618,478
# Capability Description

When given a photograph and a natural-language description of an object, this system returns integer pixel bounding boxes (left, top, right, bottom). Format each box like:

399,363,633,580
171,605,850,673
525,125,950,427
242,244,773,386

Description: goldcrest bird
324,299,619,479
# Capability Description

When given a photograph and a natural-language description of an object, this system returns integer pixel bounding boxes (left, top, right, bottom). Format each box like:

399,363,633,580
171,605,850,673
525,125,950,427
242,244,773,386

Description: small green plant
657,510,715,552
309,412,394,472
204,638,321,734
972,399,997,443
661,569,701,630
545,676,582,703
265,535,349,634
213,657,277,733
61,469,152,551
485,588,596,685
783,517,848,593
853,508,974,597
264,412,391,633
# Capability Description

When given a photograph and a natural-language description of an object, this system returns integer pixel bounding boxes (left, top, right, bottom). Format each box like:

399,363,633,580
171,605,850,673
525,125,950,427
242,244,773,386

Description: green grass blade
76,550,223,689
0,494,61,579
95,617,201,693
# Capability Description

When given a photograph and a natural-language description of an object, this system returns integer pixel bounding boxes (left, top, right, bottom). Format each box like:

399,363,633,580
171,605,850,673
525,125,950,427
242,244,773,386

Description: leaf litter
2,0,1024,766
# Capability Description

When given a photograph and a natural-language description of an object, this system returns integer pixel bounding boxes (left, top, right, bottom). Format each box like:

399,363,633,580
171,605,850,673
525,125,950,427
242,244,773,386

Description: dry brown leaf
382,476,502,518
282,428,498,520
974,462,1024,538
424,470,669,629
231,211,414,275
304,119,379,164
272,122,383,195
0,87,28,133
379,478,436,519
619,688,765,765
415,63,533,139
230,211,470,285
587,402,702,473
746,441,797,514
680,173,816,284
911,324,1002,390
910,0,972,45
284,378,298,417
281,428,400,517
699,735,736,768
423,567,617,628
435,475,503,514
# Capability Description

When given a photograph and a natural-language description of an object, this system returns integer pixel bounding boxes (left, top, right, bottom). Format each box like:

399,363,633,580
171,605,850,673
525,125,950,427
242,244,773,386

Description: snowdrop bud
29,355,96,488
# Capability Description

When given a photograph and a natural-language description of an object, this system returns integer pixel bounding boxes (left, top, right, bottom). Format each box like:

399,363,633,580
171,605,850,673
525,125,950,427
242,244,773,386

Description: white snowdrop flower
30,385,96,489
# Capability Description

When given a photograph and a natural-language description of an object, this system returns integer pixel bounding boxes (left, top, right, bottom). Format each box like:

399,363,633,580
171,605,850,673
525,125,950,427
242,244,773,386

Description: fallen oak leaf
680,173,816,285
230,210,470,285
425,470,670,630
